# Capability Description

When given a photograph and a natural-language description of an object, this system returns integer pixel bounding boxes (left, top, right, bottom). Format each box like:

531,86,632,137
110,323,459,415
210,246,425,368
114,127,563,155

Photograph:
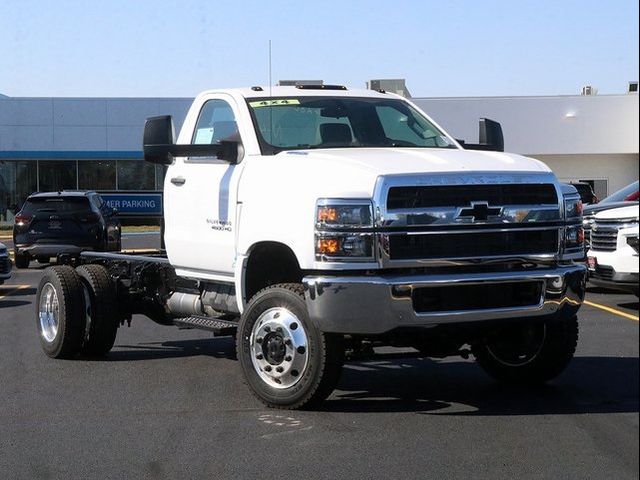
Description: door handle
171,176,186,186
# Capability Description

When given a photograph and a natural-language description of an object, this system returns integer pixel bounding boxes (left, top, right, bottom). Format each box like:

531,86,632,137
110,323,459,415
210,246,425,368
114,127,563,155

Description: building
0,97,190,222
1,87,638,224
413,92,639,200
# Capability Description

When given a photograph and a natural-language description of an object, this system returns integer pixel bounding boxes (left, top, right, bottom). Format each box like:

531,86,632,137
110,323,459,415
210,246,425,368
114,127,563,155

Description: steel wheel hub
486,323,547,367
250,307,309,389
38,283,59,343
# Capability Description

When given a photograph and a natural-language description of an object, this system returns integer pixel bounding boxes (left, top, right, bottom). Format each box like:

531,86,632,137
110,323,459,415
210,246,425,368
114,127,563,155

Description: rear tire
76,264,119,356
14,252,29,269
36,266,86,358
237,283,343,409
473,316,578,385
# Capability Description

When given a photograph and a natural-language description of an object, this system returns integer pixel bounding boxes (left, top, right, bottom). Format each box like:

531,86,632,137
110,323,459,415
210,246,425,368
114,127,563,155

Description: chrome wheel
38,282,59,343
250,307,309,389
485,323,547,367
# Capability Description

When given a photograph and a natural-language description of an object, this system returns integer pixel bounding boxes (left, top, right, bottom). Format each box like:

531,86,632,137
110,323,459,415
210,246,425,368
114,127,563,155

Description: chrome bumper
303,264,586,334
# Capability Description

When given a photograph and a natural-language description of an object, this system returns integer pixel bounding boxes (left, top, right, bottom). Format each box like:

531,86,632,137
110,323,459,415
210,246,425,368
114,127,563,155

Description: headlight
564,197,583,220
316,234,374,260
316,200,373,229
562,195,584,257
564,226,585,249
315,199,375,261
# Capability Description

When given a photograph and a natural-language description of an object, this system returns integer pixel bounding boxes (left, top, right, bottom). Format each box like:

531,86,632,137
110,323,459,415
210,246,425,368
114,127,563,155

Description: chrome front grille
387,229,559,260
374,172,564,266
387,184,558,210
590,226,618,251
582,214,595,247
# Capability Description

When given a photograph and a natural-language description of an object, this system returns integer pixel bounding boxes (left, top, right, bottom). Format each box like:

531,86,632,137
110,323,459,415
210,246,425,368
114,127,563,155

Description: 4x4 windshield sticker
249,99,301,108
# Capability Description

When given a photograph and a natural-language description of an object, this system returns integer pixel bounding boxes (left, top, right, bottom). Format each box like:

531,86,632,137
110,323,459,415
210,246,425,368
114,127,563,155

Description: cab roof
197,85,399,100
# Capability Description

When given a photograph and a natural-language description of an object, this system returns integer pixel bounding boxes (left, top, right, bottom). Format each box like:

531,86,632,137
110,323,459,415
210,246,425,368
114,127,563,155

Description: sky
0,0,638,98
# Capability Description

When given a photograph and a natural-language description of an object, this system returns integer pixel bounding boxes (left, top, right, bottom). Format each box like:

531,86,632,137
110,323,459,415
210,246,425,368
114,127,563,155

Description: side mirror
143,116,176,165
460,118,504,152
143,115,240,165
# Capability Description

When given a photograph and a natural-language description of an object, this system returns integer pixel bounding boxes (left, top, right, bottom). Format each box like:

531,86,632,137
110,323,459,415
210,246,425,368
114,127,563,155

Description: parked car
0,241,12,284
587,204,639,296
13,191,121,269
583,180,639,247
569,182,598,205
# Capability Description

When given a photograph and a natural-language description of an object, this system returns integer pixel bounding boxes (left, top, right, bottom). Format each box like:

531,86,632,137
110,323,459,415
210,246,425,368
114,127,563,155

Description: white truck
35,85,586,409
587,205,639,296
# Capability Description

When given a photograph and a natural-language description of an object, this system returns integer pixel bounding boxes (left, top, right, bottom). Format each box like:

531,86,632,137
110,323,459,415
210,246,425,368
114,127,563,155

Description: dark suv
569,182,599,205
13,191,121,268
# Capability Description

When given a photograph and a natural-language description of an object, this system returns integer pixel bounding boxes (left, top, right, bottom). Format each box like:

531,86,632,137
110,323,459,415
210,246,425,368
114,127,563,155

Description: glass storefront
79,160,117,190
0,158,164,223
0,160,38,222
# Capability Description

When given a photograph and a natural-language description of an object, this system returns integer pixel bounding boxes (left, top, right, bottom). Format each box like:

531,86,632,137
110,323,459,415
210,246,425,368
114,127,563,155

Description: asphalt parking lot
0,237,638,480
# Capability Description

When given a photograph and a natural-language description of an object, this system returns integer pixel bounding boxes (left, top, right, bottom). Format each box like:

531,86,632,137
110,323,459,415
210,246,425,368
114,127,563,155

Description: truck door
164,96,244,279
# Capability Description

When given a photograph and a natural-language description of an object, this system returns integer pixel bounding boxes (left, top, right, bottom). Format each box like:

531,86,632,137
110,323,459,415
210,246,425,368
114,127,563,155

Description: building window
39,160,77,192
117,160,155,190
0,160,38,222
78,160,116,190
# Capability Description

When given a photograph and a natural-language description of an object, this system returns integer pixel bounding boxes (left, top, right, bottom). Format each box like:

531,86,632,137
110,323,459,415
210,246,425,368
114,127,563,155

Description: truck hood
257,147,552,197
283,147,551,176
594,205,640,220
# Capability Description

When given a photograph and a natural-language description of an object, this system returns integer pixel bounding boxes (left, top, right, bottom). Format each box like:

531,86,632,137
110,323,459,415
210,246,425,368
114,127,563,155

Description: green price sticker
249,99,301,108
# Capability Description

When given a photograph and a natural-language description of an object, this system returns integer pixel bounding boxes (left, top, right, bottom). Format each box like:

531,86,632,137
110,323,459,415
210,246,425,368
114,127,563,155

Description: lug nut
290,322,298,330
285,355,292,362
284,338,292,346
256,353,264,360
256,336,263,344
276,366,284,373
297,346,306,354
264,365,272,372
291,370,299,377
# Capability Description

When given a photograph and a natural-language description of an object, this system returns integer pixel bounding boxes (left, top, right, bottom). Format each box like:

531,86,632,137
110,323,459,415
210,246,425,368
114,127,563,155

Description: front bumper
303,264,586,334
0,255,12,282
589,269,639,294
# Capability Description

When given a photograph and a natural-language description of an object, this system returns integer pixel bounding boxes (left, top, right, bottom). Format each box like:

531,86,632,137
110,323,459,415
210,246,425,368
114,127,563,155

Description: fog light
550,277,564,290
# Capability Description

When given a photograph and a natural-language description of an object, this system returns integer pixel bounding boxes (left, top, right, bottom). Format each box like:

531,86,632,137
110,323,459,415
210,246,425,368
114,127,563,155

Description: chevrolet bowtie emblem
456,202,503,221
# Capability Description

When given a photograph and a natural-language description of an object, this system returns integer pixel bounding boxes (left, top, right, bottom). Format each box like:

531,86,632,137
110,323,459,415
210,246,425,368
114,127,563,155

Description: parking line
584,300,639,322
0,284,32,299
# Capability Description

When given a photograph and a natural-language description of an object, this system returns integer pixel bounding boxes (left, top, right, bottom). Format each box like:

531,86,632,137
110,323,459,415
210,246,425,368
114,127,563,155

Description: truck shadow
105,338,637,416
105,337,237,361
322,356,639,416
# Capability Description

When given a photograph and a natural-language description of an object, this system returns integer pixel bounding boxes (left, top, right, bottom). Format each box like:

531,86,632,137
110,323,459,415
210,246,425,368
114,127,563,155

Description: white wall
415,94,639,156
0,97,191,152
534,153,639,196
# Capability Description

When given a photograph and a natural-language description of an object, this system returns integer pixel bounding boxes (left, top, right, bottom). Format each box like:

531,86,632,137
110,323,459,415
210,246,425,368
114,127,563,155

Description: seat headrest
320,123,352,145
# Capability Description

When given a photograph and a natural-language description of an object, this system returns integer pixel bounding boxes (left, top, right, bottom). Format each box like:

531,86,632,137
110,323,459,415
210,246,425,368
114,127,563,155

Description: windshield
247,96,456,154
601,181,639,204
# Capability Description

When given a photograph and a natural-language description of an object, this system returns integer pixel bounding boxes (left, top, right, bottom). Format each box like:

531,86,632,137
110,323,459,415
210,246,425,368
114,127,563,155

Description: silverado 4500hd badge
206,218,232,232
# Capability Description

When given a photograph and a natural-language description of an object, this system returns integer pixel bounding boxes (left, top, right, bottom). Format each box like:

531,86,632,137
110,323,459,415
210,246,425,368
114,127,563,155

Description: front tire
36,266,86,358
237,283,343,409
473,316,578,385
